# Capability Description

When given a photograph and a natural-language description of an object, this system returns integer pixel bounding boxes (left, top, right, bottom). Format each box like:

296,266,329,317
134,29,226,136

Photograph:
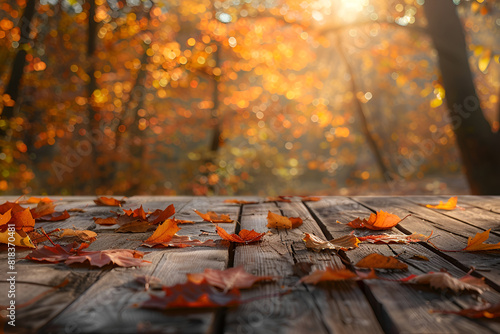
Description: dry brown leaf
400,272,488,294
187,266,276,291
303,233,359,252
93,217,118,226
432,303,500,319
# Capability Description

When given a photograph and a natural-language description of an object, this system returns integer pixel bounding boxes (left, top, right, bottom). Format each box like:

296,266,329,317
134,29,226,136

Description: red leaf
187,266,276,291
216,226,266,244
65,249,150,268
140,281,240,309
0,201,25,215
25,242,86,263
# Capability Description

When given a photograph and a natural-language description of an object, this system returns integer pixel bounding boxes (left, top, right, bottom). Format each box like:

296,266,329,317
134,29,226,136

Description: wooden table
1,196,500,334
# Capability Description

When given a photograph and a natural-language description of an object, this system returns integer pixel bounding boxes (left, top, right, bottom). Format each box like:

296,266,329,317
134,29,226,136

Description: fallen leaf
25,242,85,262
463,229,500,252
59,229,97,243
358,232,432,244
172,218,195,224
142,235,216,248
19,197,53,204
10,208,35,232
266,211,303,229
400,272,488,294
410,255,429,261
0,229,35,248
148,204,175,225
123,205,148,220
265,196,292,203
303,233,359,251
0,209,12,226
215,226,265,244
68,208,85,213
93,217,118,225
425,196,457,210
299,267,357,284
115,220,155,233
143,219,180,244
187,266,276,291
37,210,70,222
140,281,240,309
432,303,500,319
300,196,321,202
65,249,150,267
355,253,408,270
0,201,25,214
223,199,259,204
194,210,233,223
94,197,125,206
346,211,402,230
30,201,56,219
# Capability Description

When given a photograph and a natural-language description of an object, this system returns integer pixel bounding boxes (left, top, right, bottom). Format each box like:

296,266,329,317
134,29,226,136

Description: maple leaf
462,229,500,252
400,272,488,294
266,211,303,229
142,235,216,248
425,196,457,210
346,211,402,230
0,228,35,248
215,226,265,244
9,208,35,232
223,199,259,204
355,253,408,270
37,210,70,222
358,232,432,244
140,281,240,309
187,266,276,291
147,204,175,224
30,201,56,219
432,303,500,319
299,268,358,284
93,217,119,225
143,219,180,244
93,196,125,206
65,249,150,267
303,233,359,252
25,242,85,262
194,210,234,223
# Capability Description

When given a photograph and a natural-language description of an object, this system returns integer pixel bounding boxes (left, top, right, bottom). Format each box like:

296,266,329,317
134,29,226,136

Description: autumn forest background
0,0,499,196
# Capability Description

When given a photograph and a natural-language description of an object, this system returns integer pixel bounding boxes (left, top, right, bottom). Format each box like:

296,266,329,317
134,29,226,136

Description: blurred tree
424,0,500,194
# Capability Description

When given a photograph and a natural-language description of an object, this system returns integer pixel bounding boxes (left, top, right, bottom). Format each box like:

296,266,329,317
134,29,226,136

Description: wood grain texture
307,196,500,334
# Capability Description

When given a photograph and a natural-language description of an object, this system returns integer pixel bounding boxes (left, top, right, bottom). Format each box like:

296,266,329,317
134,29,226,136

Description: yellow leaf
463,229,500,252
0,229,35,248
426,196,457,210
478,49,491,73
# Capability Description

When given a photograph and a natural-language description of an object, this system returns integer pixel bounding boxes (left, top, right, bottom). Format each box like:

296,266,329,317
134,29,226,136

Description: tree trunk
1,0,36,137
424,0,500,194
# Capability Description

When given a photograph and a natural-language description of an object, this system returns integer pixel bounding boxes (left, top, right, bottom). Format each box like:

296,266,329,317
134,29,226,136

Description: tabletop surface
1,195,499,334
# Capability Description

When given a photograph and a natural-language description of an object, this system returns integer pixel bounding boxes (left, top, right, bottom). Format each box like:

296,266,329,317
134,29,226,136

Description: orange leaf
65,249,150,267
355,253,408,270
215,226,265,244
140,281,240,309
432,303,500,319
59,228,97,243
10,208,35,232
187,266,276,291
115,220,155,233
0,209,12,227
223,199,258,204
346,211,402,230
303,233,359,251
19,197,53,204
0,201,25,214
194,210,233,223
300,196,321,202
93,217,118,225
265,196,291,203
425,196,457,210
148,204,175,224
123,205,147,220
94,197,125,206
266,211,302,229
30,201,55,219
143,219,180,244
299,267,357,284
463,229,500,252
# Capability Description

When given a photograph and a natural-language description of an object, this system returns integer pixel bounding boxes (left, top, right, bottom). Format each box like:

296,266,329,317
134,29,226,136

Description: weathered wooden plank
457,195,500,214
224,201,384,334
351,196,500,285
307,196,500,334
39,197,239,334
